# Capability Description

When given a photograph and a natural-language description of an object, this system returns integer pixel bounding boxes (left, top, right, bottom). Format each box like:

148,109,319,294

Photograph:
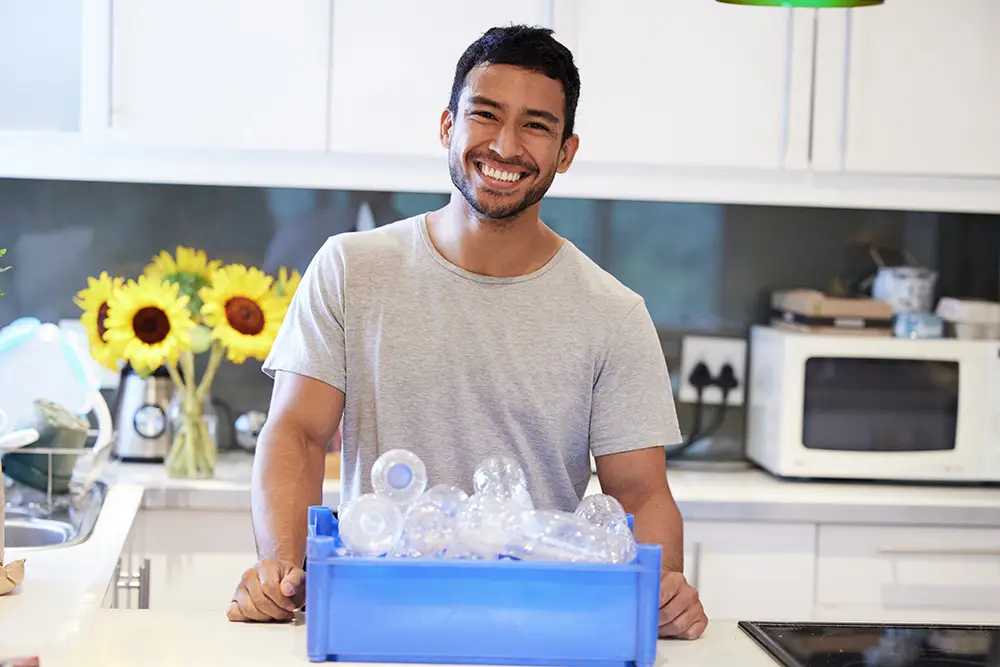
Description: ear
555,134,580,174
440,109,455,149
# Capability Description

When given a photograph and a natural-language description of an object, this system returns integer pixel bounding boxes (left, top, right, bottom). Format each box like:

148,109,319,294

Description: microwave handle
878,547,1000,557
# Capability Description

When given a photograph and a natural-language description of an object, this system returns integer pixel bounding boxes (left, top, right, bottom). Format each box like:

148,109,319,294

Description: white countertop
3,452,1000,665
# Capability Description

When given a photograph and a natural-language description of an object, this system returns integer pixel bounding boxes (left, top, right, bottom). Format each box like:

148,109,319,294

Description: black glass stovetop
739,621,1000,667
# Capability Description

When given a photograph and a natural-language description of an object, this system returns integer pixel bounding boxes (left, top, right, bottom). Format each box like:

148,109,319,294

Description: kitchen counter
11,609,782,667
4,452,1000,664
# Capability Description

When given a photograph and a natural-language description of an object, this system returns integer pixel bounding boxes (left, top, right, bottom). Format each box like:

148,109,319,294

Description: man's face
441,64,579,222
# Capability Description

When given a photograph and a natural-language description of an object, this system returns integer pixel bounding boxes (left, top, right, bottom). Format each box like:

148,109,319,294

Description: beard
449,149,555,224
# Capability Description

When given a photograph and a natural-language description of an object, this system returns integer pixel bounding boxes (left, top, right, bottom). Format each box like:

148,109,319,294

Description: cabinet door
812,1,1000,176
125,509,257,611
328,1,552,158
108,0,331,151
815,524,1000,623
568,0,810,170
684,521,817,621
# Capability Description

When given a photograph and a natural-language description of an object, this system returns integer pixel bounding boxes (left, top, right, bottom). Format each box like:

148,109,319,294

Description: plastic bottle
338,494,405,557
392,502,455,558
576,494,638,564
371,449,427,506
473,455,534,510
416,484,469,517
451,493,525,559
513,509,618,563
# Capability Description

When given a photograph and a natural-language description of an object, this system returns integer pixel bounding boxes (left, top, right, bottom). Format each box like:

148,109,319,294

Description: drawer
816,524,1000,620
684,520,817,621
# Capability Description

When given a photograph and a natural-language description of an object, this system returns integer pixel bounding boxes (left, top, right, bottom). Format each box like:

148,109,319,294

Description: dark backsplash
1,178,997,453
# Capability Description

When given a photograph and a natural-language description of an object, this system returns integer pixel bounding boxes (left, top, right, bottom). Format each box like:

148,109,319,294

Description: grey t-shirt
262,214,681,512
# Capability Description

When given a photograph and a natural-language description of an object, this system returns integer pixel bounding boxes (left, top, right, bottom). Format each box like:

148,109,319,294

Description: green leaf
188,325,213,354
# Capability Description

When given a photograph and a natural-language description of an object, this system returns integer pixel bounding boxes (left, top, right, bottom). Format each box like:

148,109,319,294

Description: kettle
112,364,175,462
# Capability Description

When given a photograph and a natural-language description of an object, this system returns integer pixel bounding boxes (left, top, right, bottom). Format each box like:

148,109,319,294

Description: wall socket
677,335,748,406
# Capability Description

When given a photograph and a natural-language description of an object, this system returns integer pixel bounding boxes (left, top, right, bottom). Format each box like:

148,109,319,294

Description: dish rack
1,392,115,517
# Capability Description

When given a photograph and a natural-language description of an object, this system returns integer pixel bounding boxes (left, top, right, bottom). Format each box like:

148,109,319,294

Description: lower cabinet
683,520,817,622
814,524,1000,623
110,509,257,611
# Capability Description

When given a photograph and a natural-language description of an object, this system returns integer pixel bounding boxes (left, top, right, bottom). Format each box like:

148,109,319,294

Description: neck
425,194,564,278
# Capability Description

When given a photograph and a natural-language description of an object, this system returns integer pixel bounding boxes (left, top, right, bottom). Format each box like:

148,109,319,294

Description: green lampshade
717,0,883,6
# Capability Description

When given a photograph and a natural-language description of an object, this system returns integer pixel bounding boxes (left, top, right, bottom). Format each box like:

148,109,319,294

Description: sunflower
199,265,286,364
74,272,124,371
103,276,195,372
144,246,221,315
274,267,302,299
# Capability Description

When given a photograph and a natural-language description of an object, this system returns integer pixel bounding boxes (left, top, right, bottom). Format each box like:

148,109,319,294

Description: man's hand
227,558,305,622
658,571,707,640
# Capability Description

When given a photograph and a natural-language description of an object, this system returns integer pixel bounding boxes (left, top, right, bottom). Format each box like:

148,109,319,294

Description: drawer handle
877,547,1000,557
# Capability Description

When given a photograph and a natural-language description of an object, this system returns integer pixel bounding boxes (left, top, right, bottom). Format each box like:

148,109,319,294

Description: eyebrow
468,95,561,126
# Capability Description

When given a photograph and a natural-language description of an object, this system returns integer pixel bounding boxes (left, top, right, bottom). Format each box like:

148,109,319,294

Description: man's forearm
250,421,326,566
630,491,684,573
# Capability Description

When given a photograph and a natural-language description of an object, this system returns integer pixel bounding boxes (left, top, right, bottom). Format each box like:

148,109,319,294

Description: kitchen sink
3,481,107,551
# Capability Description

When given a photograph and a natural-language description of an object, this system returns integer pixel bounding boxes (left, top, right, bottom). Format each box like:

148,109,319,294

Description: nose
489,121,523,161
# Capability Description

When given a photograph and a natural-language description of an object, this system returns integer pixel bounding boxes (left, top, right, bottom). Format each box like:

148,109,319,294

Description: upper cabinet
565,0,811,171
812,0,1000,177
327,1,553,158
0,0,82,133
104,0,331,152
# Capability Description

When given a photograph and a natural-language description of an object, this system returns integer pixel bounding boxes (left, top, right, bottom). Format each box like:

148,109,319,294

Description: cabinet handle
878,547,1000,557
111,558,122,609
138,558,151,610
688,542,702,591
838,8,853,170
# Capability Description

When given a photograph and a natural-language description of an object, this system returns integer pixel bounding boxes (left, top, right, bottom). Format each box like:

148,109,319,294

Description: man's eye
472,111,496,120
528,123,550,132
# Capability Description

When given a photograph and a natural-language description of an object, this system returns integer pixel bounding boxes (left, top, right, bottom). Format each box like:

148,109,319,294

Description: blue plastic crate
305,505,662,666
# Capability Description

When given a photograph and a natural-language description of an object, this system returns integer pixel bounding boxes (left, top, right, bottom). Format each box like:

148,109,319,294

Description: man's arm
594,447,682,572
251,371,344,566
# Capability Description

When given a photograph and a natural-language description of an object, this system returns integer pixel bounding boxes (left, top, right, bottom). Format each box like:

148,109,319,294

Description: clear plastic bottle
575,494,638,564
392,502,455,558
473,455,534,510
416,484,469,517
371,449,427,506
451,493,525,559
338,493,405,557
513,509,619,563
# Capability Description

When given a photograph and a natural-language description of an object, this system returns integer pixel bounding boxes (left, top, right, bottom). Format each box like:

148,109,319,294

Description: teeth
481,164,522,183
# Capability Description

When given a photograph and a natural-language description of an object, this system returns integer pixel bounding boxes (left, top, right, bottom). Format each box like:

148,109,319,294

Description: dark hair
448,25,580,142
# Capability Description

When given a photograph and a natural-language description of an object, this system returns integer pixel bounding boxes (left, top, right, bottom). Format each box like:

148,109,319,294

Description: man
228,25,707,640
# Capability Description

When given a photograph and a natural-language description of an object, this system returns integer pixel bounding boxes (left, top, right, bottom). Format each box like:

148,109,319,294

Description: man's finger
227,600,246,622
682,618,708,640
246,574,293,620
659,585,697,627
659,572,684,604
660,606,701,638
257,562,297,612
280,567,305,598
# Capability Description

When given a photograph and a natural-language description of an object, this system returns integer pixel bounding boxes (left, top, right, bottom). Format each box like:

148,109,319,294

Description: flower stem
195,342,224,404
165,362,185,393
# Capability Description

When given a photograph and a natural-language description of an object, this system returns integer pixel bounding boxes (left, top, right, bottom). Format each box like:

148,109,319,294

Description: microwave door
801,357,960,454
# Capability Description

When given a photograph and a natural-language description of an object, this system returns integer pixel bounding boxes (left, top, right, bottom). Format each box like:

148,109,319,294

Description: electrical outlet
678,335,747,406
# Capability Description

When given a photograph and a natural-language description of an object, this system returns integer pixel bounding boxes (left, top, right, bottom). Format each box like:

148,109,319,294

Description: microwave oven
745,325,1000,483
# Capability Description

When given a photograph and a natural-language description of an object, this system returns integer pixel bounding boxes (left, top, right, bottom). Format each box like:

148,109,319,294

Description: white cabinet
812,1,1000,177
815,524,1000,623
327,0,553,158
0,0,81,133
119,509,257,611
567,0,811,170
105,0,331,152
684,520,816,622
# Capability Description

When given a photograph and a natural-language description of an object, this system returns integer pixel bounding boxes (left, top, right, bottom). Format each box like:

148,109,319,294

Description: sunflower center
132,307,171,345
97,302,110,341
225,297,265,336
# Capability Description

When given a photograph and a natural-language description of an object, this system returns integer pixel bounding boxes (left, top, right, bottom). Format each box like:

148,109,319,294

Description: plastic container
305,505,662,666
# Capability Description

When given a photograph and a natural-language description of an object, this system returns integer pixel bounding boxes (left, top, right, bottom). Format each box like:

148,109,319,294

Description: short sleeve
589,299,682,457
262,237,347,392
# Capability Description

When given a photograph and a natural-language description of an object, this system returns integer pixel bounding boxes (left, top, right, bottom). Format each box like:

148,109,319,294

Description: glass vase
165,390,217,480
